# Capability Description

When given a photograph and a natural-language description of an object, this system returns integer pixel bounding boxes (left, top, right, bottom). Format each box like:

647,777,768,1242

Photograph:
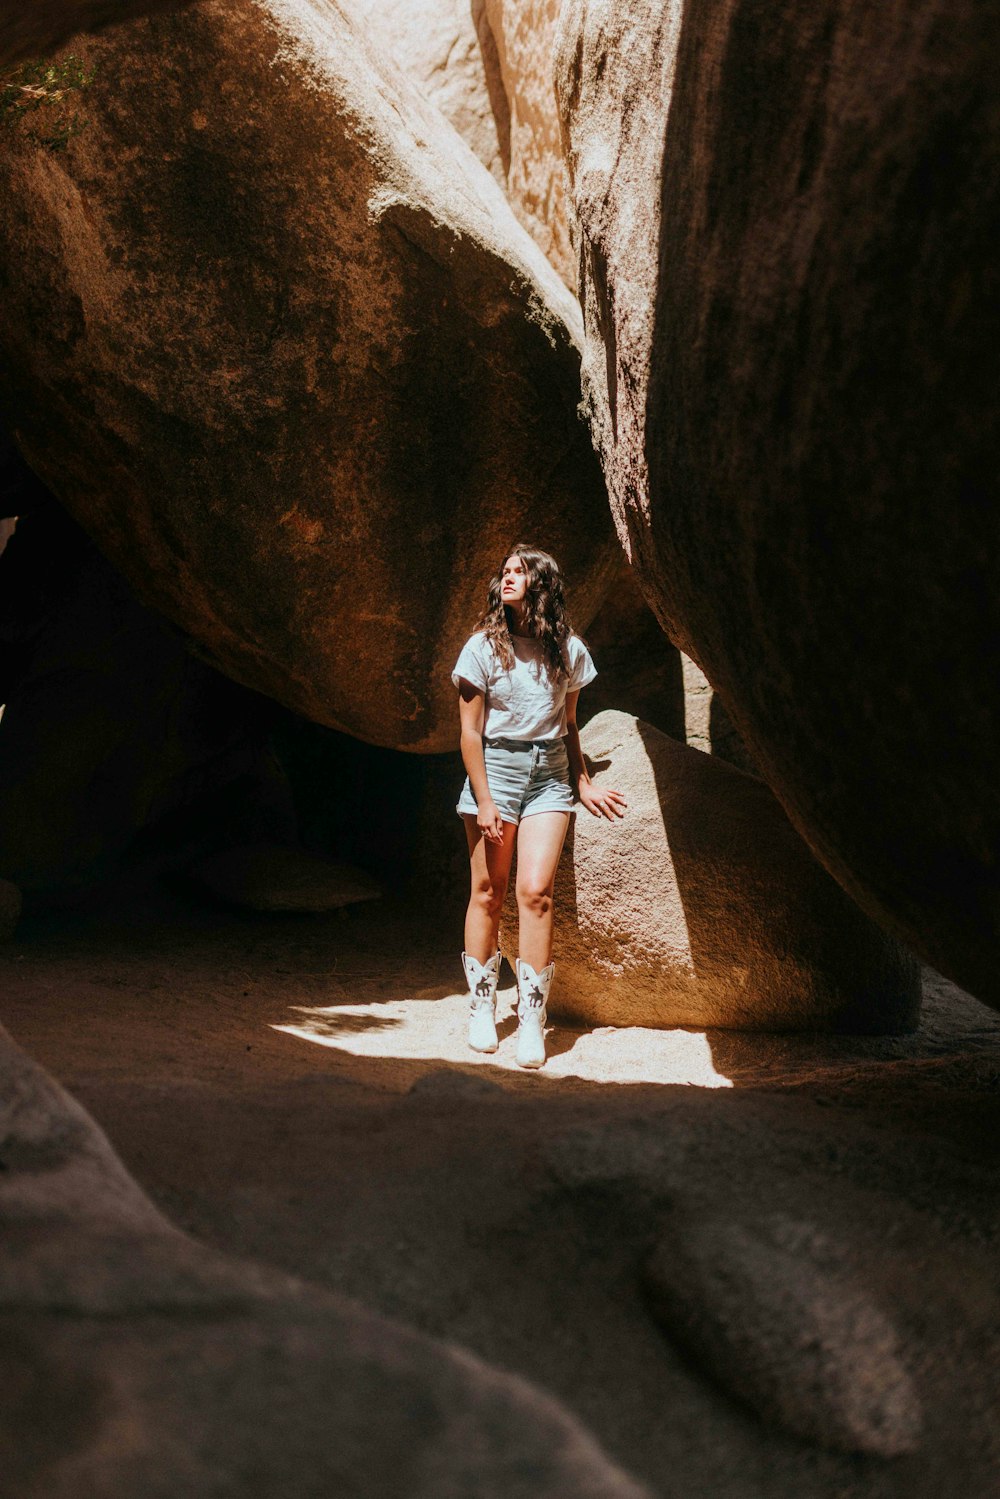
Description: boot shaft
515,958,552,1069
463,950,500,1054
462,950,500,1010
515,958,554,1024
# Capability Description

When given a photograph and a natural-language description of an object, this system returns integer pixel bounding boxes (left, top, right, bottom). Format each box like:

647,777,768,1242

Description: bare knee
516,882,553,920
471,879,507,918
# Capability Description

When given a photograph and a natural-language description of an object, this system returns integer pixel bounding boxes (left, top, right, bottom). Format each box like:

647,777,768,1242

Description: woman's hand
565,704,626,823
577,780,628,821
477,798,505,843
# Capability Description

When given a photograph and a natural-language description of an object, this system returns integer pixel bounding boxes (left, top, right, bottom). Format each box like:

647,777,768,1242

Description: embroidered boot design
462,951,500,1053
515,958,553,1069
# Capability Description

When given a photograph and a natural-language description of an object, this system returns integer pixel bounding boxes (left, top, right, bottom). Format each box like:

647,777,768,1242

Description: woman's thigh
515,811,571,897
464,814,517,892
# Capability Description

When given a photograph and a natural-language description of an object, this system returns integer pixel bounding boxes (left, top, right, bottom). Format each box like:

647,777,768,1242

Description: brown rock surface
0,1018,649,1497
477,0,575,286
0,0,615,753
504,712,920,1031
350,0,506,183
556,0,1000,1005
643,1213,921,1456
0,0,193,70
554,0,668,533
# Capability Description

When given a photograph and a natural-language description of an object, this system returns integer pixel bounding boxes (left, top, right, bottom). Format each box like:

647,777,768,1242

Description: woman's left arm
564,690,628,821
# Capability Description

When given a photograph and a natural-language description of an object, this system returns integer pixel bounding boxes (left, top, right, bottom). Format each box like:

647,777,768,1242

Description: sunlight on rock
272,987,734,1087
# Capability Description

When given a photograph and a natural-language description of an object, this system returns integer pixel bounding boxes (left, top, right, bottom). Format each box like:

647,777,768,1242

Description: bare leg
463,815,517,962
515,811,571,971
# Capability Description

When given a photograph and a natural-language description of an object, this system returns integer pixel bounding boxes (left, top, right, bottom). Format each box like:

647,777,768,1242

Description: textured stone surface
504,712,920,1031
643,1213,921,1456
476,0,574,286
0,0,193,69
0,1020,649,1497
556,0,1000,1006
350,0,506,183
554,0,669,536
191,841,382,911
0,0,615,753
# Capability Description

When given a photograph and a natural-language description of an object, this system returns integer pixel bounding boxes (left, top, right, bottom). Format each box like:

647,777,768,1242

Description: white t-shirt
451,631,597,741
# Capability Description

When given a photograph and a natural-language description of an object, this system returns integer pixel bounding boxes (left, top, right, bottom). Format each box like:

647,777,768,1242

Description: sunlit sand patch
272,986,733,1088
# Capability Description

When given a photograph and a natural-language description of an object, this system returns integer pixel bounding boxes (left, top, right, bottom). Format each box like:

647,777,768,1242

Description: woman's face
501,554,529,607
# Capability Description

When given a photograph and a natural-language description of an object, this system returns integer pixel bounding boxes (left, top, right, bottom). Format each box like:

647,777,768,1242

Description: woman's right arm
458,680,504,843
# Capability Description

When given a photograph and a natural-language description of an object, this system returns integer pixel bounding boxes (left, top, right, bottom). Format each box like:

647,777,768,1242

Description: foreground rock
555,0,1000,1006
0,1021,648,1497
190,842,382,912
10,889,1000,1495
0,0,615,753
504,712,920,1031
643,1213,921,1457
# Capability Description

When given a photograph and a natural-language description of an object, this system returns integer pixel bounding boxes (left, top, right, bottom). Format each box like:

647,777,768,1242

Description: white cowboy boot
462,950,500,1053
515,958,553,1069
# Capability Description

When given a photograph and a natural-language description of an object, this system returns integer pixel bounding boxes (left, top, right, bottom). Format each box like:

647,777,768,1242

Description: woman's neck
505,604,532,638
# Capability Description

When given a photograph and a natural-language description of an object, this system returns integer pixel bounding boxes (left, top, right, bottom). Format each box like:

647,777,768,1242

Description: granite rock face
0,0,616,753
504,712,920,1032
556,0,1000,1006
476,0,574,286
349,0,506,183
0,1020,650,1497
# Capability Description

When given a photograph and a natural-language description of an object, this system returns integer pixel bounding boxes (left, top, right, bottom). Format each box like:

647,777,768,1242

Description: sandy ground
4,885,1000,1497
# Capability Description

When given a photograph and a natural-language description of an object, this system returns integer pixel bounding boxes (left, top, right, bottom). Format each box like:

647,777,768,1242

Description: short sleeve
451,633,490,691
567,636,598,690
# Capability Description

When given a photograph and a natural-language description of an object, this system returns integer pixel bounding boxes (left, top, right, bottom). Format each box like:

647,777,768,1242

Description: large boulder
348,0,506,184
0,1021,649,1496
0,0,616,754
504,712,920,1032
555,0,1000,1005
475,0,575,287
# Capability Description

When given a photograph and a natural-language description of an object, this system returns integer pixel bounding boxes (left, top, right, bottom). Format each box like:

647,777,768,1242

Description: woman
452,545,626,1068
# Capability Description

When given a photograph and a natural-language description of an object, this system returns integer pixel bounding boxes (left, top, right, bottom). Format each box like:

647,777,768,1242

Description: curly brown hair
476,544,573,680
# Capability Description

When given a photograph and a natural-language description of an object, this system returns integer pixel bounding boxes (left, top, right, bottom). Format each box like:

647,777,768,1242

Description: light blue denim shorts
456,737,575,824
